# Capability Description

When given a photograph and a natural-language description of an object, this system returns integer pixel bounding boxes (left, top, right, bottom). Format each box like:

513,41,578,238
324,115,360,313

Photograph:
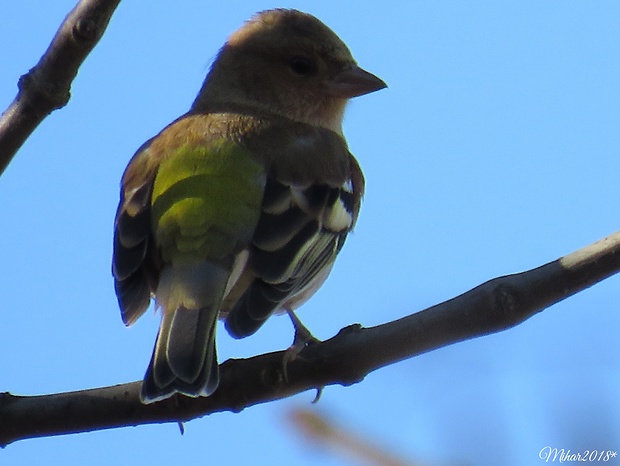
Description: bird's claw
311,386,324,403
282,309,321,381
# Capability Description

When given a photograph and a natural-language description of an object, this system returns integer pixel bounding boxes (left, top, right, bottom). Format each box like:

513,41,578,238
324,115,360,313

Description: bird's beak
327,65,387,98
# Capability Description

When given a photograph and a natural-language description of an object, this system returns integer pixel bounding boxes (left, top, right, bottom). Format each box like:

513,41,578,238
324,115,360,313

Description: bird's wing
224,121,364,338
112,136,161,326
112,113,267,327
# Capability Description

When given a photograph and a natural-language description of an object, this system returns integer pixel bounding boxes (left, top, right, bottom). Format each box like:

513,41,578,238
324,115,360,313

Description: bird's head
192,9,386,134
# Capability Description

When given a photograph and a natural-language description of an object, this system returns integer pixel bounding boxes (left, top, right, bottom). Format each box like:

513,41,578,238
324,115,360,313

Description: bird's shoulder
124,109,358,193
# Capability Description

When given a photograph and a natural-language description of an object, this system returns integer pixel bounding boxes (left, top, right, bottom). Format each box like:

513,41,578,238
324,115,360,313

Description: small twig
0,0,121,175
287,408,422,466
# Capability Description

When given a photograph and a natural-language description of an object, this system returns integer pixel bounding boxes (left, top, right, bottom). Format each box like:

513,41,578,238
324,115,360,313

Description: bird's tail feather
141,306,220,403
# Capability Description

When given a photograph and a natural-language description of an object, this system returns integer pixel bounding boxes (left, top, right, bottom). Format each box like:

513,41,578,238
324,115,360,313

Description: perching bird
112,9,386,403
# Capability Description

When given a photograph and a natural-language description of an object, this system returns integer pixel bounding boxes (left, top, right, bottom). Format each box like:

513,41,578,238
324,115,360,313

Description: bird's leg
282,308,321,380
288,308,320,349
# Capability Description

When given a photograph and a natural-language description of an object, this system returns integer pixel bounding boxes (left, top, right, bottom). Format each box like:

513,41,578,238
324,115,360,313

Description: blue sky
1,1,619,465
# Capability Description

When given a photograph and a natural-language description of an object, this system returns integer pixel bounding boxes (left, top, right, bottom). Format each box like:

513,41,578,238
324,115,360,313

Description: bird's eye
289,56,317,77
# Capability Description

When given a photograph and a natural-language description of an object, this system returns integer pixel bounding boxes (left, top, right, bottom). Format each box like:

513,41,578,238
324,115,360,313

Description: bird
112,8,386,403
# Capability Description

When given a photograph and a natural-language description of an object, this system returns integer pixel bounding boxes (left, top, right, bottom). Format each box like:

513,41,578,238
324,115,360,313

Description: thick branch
2,231,619,447
0,0,121,175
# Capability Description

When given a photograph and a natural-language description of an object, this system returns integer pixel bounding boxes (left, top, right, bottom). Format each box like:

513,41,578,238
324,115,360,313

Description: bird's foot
282,309,320,380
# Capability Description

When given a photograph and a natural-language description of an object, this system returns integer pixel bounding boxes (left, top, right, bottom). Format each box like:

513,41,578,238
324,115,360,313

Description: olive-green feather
151,139,266,264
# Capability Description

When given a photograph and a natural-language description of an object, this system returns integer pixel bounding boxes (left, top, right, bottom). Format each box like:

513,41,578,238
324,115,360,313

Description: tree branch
0,0,120,175
2,230,619,447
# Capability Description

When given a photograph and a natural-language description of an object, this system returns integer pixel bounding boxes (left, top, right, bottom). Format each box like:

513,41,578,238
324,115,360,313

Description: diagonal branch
0,0,121,175
1,230,619,447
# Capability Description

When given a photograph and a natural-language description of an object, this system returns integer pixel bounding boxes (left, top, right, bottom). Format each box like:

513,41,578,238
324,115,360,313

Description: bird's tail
141,305,220,403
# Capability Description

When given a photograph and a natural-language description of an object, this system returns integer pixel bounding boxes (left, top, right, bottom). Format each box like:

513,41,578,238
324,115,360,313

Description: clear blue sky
1,2,619,465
